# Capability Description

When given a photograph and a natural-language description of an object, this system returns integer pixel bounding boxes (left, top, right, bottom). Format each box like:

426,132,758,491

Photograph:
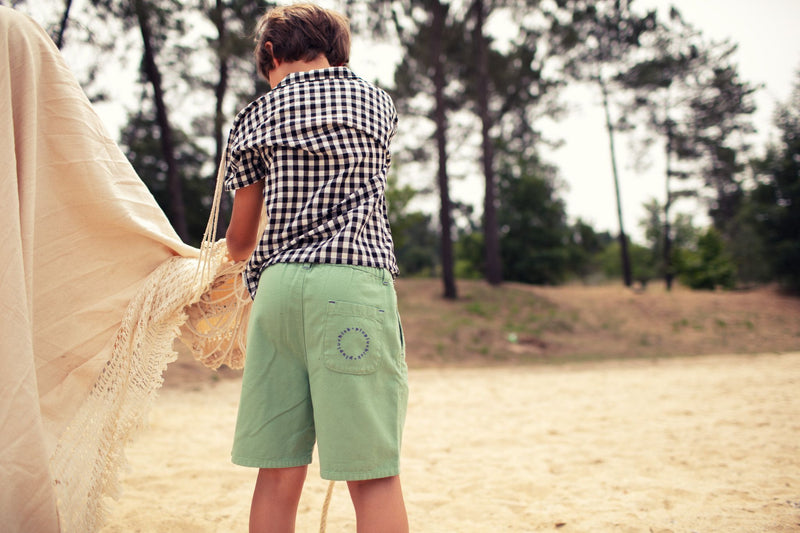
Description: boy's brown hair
254,3,351,80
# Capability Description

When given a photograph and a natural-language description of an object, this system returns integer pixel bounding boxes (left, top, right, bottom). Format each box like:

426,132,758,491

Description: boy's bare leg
347,475,409,533
250,466,308,533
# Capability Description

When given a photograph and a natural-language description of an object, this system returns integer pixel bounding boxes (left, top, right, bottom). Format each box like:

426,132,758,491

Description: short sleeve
224,147,267,191
222,97,271,191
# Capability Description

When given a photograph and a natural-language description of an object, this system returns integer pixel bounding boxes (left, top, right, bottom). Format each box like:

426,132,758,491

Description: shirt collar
274,66,357,90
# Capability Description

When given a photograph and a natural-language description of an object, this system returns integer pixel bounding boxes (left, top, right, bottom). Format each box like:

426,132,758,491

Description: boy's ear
264,41,281,69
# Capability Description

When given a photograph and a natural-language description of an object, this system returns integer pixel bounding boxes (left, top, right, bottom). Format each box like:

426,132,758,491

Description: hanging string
319,480,335,533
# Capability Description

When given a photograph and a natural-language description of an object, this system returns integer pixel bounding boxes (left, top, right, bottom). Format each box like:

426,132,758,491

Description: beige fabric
1,8,249,532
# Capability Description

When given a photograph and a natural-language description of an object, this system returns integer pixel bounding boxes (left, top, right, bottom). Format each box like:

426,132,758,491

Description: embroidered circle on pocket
337,327,370,361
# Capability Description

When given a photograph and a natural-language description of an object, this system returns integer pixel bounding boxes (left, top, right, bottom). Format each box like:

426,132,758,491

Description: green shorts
231,262,408,481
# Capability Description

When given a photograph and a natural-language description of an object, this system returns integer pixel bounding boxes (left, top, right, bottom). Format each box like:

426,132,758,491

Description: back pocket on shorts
323,300,385,375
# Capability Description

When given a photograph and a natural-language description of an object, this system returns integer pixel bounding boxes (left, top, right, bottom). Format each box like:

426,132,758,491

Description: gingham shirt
223,67,399,299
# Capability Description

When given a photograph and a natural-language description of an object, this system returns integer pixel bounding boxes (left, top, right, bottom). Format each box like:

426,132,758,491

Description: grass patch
672,318,690,331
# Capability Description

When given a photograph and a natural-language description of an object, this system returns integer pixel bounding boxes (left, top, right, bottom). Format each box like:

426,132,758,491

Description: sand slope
100,353,800,532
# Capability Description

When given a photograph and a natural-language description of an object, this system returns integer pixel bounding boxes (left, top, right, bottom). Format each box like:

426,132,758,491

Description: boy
223,4,409,532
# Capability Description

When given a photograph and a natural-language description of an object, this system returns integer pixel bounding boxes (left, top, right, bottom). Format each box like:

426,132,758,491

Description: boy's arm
225,180,265,261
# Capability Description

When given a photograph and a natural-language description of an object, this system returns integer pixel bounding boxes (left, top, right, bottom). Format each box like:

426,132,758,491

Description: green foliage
674,228,737,290
598,240,657,285
450,146,578,285
690,59,757,229
564,219,614,280
385,175,438,277
496,153,572,285
454,167,617,285
394,211,438,277
744,72,800,291
455,232,484,280
639,198,697,278
722,201,772,285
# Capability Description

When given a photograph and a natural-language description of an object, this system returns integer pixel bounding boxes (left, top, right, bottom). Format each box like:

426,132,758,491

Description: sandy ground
99,352,800,532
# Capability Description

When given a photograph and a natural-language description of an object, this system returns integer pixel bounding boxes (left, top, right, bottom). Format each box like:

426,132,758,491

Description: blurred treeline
10,0,800,296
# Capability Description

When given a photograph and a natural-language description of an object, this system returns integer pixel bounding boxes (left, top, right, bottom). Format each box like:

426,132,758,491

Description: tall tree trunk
134,0,188,241
599,78,633,287
54,0,73,49
212,0,230,238
663,116,674,291
473,0,501,286
431,0,457,299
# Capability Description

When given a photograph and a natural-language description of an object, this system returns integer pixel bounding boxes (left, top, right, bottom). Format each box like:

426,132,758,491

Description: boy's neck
269,55,333,88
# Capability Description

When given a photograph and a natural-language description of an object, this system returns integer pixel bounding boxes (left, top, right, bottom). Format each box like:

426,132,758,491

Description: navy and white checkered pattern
223,67,399,299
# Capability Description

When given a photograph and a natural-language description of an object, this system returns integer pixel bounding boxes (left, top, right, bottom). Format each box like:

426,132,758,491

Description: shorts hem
231,455,312,469
320,465,400,482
